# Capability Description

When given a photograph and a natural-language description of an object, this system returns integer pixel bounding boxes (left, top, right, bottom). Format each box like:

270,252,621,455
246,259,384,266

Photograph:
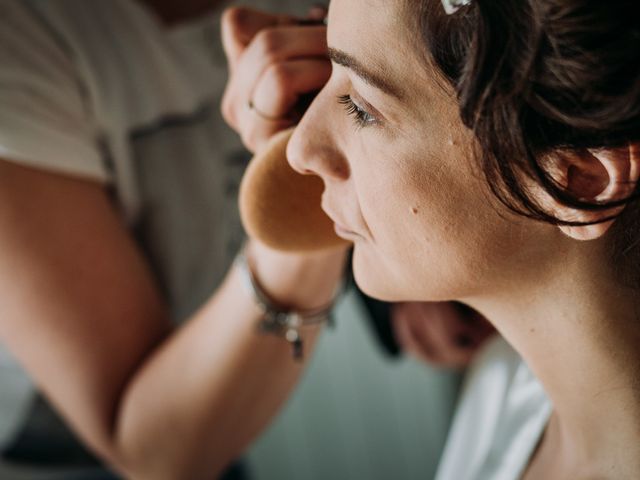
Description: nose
287,92,349,182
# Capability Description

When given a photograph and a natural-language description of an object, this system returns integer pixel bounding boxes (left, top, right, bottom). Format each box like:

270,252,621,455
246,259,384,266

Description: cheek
351,143,514,301
350,148,456,295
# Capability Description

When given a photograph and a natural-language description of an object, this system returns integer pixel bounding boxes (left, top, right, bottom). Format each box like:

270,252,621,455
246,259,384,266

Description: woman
282,0,640,478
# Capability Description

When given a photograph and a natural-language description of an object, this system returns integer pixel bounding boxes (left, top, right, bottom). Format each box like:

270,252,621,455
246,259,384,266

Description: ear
554,143,640,241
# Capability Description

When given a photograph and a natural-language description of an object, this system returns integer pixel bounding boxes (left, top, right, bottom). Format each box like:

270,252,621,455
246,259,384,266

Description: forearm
110,254,338,480
0,163,344,479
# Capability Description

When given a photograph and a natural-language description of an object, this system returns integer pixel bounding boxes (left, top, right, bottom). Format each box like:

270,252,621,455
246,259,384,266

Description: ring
248,99,292,123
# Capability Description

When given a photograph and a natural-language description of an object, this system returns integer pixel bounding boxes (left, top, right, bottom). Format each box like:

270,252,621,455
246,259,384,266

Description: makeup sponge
239,128,350,252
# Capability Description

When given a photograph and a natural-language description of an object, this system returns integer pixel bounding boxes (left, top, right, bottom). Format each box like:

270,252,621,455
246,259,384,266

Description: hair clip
441,0,472,15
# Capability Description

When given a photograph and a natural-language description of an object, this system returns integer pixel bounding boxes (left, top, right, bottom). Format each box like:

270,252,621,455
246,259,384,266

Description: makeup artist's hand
392,302,496,369
247,239,347,311
221,6,330,153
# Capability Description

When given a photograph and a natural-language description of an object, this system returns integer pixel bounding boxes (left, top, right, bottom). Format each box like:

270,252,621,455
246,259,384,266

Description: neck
137,0,227,25
466,240,640,477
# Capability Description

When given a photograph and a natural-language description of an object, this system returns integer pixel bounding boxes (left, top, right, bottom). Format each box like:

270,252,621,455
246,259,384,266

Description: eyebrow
328,47,404,100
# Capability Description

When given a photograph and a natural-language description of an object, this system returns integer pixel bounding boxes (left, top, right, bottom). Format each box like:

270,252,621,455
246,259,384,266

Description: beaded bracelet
235,249,341,361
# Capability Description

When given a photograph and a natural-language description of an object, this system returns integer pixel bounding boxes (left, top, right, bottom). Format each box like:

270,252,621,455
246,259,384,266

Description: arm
0,160,346,479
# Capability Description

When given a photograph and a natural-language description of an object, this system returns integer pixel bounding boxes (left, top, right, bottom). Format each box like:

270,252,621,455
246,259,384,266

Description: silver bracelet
235,249,341,361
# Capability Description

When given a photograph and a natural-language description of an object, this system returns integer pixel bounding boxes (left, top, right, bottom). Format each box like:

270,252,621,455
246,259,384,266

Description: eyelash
337,94,378,129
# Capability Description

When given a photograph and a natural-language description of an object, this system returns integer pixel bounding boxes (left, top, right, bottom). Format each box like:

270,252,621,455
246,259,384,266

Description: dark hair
407,0,640,285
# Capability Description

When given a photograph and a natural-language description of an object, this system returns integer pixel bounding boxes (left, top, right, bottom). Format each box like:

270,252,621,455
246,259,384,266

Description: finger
251,59,331,118
399,302,489,368
401,302,478,368
221,7,296,72
445,346,477,368
222,25,329,148
415,303,467,360
453,305,496,343
442,308,496,366
240,112,295,154
238,25,328,86
457,325,496,351
221,78,296,154
223,24,327,124
391,304,440,364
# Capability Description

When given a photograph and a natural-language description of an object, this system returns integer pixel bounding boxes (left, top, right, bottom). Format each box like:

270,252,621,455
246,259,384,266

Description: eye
337,94,379,129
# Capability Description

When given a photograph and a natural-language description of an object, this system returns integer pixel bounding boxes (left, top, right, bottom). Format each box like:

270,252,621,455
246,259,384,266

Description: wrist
235,246,346,360
246,240,348,310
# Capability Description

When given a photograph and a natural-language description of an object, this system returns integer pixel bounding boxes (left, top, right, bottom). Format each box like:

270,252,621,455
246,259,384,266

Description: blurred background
248,289,461,480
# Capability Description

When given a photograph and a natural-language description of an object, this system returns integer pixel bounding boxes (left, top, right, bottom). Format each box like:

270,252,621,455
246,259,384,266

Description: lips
333,222,362,240
321,196,363,240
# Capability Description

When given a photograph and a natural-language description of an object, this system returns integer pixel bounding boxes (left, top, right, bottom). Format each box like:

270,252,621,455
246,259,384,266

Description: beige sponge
239,128,350,252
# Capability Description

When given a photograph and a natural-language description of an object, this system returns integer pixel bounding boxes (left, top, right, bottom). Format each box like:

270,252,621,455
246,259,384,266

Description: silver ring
247,99,292,123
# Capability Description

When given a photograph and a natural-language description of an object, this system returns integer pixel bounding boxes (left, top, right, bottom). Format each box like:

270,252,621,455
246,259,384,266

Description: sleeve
0,0,111,183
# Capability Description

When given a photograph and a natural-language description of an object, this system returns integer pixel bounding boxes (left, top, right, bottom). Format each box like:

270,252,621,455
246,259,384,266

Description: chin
352,245,466,303
352,248,413,302
352,269,396,302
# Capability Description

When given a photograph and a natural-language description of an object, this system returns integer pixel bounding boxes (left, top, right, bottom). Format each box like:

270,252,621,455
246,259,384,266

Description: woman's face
288,0,553,302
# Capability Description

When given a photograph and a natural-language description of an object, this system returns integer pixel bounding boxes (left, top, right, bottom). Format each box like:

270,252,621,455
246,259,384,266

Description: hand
391,301,496,369
221,6,331,153
247,239,348,312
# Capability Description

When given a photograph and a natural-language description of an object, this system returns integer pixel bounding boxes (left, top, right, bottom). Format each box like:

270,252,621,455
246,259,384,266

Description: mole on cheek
410,206,419,215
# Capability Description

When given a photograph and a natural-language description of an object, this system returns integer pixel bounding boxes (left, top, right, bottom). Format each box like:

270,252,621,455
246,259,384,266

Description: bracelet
235,249,341,361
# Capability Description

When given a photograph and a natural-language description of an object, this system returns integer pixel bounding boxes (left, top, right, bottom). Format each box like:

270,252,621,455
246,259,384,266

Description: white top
435,336,553,480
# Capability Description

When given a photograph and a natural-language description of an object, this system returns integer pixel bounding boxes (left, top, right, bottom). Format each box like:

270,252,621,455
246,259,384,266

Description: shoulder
435,336,552,480
453,336,531,439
